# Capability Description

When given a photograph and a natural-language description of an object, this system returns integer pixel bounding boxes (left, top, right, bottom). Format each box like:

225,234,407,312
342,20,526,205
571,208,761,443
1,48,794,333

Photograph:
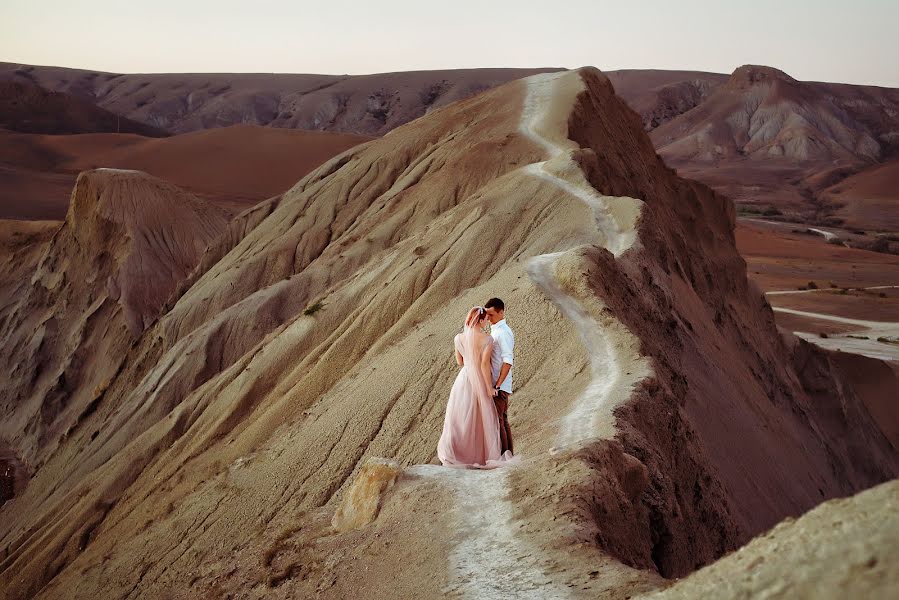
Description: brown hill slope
0,79,166,136
0,125,370,219
607,69,728,130
652,65,899,226
653,65,884,163
0,170,227,472
818,157,899,232
0,62,563,136
1,62,731,138
8,60,898,232
0,68,895,599
640,479,898,599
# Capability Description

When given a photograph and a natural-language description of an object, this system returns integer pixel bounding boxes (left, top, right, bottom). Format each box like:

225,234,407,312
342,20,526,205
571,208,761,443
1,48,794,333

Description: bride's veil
460,306,490,394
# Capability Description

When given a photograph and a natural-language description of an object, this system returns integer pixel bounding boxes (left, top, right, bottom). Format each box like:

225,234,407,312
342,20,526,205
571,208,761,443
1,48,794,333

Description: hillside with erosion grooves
651,65,899,227
607,69,728,131
0,62,563,136
639,478,898,599
0,170,228,482
0,125,371,220
0,68,896,599
0,79,168,136
1,61,728,138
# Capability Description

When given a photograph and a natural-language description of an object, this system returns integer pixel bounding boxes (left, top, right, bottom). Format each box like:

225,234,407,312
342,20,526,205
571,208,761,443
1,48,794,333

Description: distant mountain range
1,61,897,232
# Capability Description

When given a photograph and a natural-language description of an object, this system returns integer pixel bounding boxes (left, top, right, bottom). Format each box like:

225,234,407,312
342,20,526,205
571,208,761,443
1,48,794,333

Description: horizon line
5,58,896,90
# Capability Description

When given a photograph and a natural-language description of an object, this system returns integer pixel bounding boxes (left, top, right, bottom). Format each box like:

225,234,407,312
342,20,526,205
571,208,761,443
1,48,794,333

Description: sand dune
0,66,895,599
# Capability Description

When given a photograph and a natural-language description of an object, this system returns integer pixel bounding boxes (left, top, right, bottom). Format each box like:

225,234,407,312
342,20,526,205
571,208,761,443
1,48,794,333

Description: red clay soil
769,288,899,322
0,125,370,219
819,157,899,231
736,219,899,291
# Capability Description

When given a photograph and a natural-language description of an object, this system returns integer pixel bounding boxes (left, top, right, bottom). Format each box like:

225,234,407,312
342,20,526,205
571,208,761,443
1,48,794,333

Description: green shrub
303,300,325,316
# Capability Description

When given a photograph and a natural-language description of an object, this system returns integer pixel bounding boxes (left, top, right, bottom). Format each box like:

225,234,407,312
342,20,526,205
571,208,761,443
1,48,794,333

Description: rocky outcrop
639,479,898,600
331,458,401,532
0,170,227,472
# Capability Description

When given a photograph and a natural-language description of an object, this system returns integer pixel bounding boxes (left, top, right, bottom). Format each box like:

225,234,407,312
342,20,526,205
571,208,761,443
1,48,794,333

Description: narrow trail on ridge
414,71,651,599
518,71,648,450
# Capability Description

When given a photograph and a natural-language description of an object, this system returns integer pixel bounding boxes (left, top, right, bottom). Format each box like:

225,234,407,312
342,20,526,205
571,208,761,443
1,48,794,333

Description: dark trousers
494,391,514,455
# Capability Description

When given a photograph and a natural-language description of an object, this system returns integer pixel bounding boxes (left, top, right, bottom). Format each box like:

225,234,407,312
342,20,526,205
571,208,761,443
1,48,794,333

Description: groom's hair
485,297,504,312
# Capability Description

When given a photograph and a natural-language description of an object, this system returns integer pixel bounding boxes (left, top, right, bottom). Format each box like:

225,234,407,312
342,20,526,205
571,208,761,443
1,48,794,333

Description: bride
437,306,516,468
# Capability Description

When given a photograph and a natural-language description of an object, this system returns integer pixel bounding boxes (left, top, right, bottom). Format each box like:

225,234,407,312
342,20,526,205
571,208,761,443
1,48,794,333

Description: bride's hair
464,306,487,329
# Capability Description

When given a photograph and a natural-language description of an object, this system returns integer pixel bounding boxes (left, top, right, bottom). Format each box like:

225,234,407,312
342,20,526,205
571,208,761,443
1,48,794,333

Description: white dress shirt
490,319,515,394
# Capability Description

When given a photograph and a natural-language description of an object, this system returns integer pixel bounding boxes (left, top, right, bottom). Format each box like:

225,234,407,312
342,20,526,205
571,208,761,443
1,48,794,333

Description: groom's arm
494,363,511,388
494,331,513,388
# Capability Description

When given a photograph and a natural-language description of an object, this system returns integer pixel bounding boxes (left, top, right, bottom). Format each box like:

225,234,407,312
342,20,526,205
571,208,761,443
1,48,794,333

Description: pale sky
2,0,897,87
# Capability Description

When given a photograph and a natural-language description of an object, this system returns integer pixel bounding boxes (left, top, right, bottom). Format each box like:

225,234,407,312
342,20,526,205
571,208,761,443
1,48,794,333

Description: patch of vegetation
818,332,829,338
807,281,818,289
303,300,325,316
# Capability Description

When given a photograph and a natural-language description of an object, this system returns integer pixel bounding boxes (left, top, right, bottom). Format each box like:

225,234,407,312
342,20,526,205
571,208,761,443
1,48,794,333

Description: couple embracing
437,298,518,468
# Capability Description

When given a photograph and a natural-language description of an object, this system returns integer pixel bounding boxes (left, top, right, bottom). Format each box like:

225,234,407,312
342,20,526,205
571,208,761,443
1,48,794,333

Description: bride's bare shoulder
478,333,494,350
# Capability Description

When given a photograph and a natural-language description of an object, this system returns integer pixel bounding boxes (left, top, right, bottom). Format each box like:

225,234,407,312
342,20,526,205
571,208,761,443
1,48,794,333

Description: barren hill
818,157,899,232
6,61,898,234
652,65,899,227
0,79,166,136
0,170,228,471
1,62,730,138
607,69,728,131
0,68,895,599
0,62,563,136
0,125,370,219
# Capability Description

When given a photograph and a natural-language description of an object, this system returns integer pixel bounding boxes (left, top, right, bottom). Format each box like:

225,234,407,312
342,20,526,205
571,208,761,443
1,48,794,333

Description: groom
485,298,514,455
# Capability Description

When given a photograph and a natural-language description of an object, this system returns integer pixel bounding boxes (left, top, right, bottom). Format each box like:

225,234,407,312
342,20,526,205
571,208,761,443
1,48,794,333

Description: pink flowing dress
437,325,516,468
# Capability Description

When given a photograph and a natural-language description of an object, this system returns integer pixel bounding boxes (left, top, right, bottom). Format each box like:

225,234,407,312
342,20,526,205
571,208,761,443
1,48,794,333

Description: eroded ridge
520,71,649,449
